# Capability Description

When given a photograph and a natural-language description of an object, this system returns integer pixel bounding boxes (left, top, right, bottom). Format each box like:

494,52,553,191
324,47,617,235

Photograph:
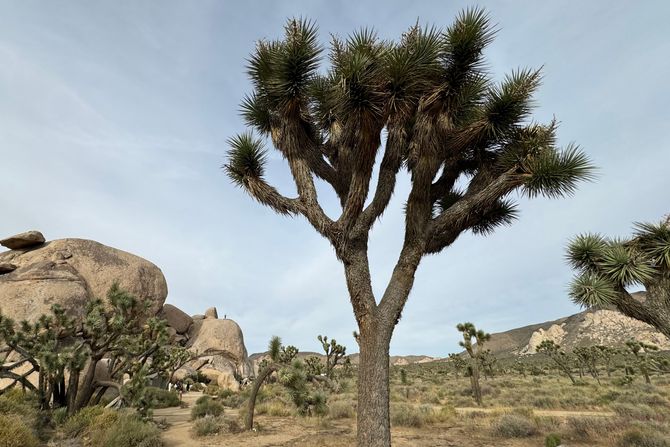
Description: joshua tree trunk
471,364,483,406
74,356,100,411
245,364,277,430
357,324,393,447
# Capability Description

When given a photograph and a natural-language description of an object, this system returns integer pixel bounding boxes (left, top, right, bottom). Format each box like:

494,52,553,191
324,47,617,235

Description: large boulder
0,238,168,322
159,304,193,334
204,307,218,319
0,231,45,250
187,318,253,382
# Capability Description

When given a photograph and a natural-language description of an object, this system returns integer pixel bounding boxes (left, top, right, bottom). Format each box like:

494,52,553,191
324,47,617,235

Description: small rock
205,307,218,319
0,231,46,250
192,314,205,320
0,263,17,274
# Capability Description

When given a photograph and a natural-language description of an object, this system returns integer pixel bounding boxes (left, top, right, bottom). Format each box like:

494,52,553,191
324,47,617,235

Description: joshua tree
317,334,347,378
536,340,576,384
245,336,298,430
573,346,601,384
0,284,174,414
224,10,593,445
479,349,497,379
457,322,490,405
624,339,659,384
567,217,670,338
595,345,618,378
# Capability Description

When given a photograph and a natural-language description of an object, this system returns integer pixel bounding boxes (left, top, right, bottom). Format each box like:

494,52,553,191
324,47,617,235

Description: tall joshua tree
457,322,490,405
225,10,593,446
567,216,670,338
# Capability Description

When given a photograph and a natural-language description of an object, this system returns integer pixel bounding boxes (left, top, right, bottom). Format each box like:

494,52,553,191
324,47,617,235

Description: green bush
90,412,162,447
192,415,224,437
390,404,438,428
328,401,356,419
492,414,538,438
618,429,670,447
0,414,39,447
545,433,562,447
61,405,106,437
191,396,224,420
144,387,181,409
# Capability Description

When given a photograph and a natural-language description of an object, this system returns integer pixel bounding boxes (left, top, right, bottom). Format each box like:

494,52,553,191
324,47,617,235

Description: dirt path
153,391,204,447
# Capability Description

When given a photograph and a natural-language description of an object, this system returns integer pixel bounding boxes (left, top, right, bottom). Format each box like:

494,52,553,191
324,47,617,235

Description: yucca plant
225,9,593,446
567,216,670,338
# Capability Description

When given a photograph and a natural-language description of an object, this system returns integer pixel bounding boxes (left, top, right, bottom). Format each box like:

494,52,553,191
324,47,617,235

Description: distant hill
486,292,670,357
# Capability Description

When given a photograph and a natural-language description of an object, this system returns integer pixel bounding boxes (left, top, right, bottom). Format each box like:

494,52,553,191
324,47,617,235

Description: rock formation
175,306,252,390
0,230,45,250
0,235,168,322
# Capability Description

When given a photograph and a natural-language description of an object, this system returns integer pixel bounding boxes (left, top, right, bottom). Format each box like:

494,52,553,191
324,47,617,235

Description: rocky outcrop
486,303,670,357
0,231,45,250
0,236,168,322
521,324,567,354
173,309,252,390
204,307,218,319
159,304,193,334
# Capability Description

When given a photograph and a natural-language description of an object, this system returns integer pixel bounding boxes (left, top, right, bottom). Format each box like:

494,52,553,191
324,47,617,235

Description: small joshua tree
595,345,618,378
457,322,490,405
573,346,601,384
624,339,659,384
245,336,298,430
317,335,347,379
567,217,670,338
536,340,576,385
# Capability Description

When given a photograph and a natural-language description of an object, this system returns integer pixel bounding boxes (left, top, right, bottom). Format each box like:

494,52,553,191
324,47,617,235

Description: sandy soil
153,393,616,447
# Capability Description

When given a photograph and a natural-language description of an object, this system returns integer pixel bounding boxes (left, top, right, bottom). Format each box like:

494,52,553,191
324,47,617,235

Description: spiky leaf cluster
567,219,670,308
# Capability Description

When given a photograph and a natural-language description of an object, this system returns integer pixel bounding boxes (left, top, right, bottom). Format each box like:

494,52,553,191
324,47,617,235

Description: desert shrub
256,401,293,416
61,405,106,437
614,376,635,386
0,414,39,447
566,416,617,440
89,412,161,447
612,403,657,421
220,392,244,408
545,433,562,447
192,415,225,437
51,407,68,425
191,396,224,420
144,387,180,409
0,389,39,427
204,384,220,395
492,414,538,438
328,400,355,419
618,429,670,447
532,396,560,408
390,404,439,428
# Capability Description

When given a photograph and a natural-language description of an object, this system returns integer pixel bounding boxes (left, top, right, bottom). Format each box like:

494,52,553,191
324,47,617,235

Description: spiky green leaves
247,19,321,109
567,219,670,309
224,133,268,187
520,144,595,199
443,7,495,78
569,273,618,307
633,221,670,269
268,335,282,363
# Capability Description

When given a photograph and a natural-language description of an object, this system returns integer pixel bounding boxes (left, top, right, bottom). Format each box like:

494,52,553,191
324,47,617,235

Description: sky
0,1,668,357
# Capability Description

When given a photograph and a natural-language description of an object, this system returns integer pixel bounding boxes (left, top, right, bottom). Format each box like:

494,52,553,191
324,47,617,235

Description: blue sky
1,1,668,356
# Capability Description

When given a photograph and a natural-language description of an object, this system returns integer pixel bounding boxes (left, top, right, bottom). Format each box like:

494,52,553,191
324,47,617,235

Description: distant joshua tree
317,335,347,379
537,340,577,385
225,9,593,445
625,339,659,384
567,216,670,338
457,322,490,405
